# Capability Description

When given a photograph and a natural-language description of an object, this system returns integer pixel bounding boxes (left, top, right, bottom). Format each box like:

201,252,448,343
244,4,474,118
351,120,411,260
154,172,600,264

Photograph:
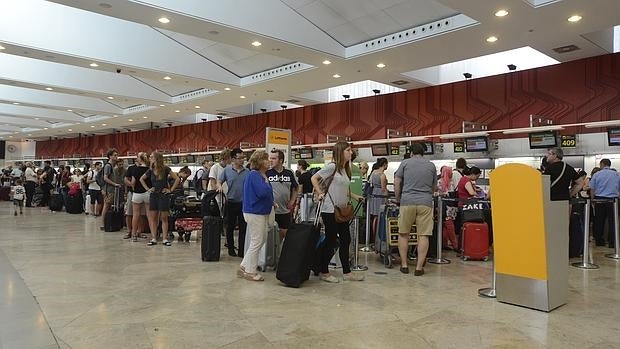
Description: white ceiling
0,0,618,140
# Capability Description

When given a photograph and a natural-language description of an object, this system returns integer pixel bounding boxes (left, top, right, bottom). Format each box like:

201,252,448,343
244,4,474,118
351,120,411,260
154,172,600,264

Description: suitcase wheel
482,256,489,262
462,256,469,261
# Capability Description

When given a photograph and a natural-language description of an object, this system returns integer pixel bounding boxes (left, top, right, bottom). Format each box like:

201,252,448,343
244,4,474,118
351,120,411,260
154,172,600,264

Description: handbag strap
551,162,566,188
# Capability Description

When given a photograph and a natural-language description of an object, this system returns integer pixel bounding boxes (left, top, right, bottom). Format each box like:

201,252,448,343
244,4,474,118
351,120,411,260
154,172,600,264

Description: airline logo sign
268,130,290,145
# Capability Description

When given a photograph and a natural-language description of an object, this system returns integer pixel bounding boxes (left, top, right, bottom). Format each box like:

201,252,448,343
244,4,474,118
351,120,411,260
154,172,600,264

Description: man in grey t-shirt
394,142,437,276
266,150,298,239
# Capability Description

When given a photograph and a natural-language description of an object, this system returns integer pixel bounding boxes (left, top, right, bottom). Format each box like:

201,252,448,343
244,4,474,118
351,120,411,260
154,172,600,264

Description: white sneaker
320,274,340,283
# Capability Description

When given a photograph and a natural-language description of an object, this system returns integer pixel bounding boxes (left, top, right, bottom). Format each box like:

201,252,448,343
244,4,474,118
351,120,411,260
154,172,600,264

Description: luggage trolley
375,203,417,268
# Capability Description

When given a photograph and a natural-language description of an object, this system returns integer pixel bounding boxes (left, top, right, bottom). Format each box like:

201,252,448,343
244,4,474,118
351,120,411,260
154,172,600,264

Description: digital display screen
52,160,59,166
608,128,620,146
126,158,135,165
423,142,434,155
371,144,389,156
299,148,314,159
195,155,206,164
529,131,557,149
465,137,488,152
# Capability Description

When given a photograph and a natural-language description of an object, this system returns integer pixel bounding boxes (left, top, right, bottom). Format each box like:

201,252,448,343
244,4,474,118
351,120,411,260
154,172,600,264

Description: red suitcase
461,222,489,261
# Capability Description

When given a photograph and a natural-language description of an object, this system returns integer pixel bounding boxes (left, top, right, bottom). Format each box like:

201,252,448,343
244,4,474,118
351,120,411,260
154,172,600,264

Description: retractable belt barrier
360,193,389,253
571,197,619,269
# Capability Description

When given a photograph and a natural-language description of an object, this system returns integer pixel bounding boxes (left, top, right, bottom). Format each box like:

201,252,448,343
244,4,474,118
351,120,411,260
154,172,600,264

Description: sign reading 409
561,135,576,148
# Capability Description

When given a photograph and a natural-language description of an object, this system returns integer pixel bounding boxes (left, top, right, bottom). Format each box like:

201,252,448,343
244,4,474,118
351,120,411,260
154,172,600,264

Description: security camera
201,118,207,122
507,64,517,71
166,122,172,127
216,115,223,119
116,68,122,74
372,89,380,95
342,94,350,100
260,108,267,113
280,105,287,110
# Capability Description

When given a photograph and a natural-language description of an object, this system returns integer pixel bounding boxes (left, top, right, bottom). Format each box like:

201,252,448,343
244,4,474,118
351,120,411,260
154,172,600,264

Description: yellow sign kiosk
490,164,569,312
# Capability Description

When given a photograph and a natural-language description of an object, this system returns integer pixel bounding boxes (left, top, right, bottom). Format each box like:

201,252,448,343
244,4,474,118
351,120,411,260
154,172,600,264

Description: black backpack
193,168,205,191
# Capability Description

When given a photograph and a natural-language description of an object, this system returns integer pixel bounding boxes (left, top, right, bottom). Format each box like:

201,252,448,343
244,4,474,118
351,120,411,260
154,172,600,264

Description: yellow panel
490,164,548,280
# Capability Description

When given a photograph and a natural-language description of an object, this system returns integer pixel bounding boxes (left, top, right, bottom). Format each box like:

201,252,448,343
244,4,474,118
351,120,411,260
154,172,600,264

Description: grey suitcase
244,223,280,272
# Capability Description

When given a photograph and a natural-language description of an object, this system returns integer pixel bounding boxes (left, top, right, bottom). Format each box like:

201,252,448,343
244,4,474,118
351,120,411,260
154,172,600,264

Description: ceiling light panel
495,9,509,17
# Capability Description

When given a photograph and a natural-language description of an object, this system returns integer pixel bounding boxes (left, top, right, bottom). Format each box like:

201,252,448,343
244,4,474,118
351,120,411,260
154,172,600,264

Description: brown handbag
324,166,356,223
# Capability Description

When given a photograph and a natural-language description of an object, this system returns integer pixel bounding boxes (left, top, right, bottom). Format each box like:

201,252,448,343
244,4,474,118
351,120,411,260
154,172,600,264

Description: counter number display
560,135,576,148
390,145,400,156
454,141,465,153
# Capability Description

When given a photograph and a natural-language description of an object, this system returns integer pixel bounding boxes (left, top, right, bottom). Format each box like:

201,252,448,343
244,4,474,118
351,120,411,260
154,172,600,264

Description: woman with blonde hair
140,151,179,246
311,141,365,283
238,150,273,281
127,152,150,242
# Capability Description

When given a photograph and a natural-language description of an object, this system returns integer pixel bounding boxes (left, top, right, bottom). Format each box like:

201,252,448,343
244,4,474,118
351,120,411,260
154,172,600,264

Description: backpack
95,168,105,188
193,168,205,191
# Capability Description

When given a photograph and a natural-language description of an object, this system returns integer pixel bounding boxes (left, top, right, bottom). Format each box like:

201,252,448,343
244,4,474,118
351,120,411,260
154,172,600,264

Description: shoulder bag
324,167,355,223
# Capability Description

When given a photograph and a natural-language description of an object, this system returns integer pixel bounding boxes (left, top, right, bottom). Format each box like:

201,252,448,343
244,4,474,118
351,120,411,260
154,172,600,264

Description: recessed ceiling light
251,41,262,47
102,123,107,126
194,106,201,109
12,102,20,105
43,127,48,130
240,95,246,99
0,45,5,50
158,17,170,24
376,63,386,68
128,119,133,122
90,62,99,67
34,118,40,120
224,87,231,91
568,15,582,23
67,109,72,112
45,87,53,91
90,125,95,128
28,134,32,136
67,128,72,131
495,9,509,17
143,116,148,119
322,60,331,65
163,76,172,80
159,104,165,107
333,74,341,78
174,110,180,113
113,115,118,118
9,136,13,138
107,96,114,100
486,36,498,43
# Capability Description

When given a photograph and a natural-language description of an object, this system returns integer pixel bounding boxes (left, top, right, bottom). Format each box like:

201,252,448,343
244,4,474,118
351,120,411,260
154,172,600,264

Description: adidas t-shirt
266,168,298,214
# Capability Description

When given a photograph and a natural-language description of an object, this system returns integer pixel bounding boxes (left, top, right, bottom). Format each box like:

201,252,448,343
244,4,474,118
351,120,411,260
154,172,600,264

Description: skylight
402,46,560,86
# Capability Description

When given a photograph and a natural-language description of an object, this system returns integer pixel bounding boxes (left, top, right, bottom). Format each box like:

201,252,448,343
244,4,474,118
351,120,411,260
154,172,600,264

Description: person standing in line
208,149,232,194
194,159,211,199
217,148,248,257
368,157,388,244
266,149,298,240
589,159,620,247
86,162,103,216
127,152,151,242
544,147,582,202
24,162,38,207
238,150,273,281
11,179,25,216
311,141,365,283
394,142,437,276
100,149,121,231
140,152,180,246
39,161,56,207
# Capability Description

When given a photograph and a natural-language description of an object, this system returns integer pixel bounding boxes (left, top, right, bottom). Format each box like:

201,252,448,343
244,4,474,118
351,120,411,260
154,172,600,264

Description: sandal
123,233,132,239
400,266,409,274
236,266,246,278
243,273,264,281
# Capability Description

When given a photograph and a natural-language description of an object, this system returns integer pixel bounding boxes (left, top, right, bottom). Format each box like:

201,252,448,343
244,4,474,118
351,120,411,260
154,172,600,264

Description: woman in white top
311,141,365,283
24,162,38,207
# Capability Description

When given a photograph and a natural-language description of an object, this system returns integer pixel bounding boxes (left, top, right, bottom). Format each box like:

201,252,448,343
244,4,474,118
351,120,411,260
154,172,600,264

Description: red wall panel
37,53,620,158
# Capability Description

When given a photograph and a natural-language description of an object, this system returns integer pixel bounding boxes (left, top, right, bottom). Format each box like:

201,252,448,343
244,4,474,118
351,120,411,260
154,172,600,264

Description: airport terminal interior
1,0,620,348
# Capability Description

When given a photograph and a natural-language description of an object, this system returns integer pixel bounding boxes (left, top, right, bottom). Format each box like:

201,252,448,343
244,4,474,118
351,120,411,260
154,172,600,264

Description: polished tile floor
1,202,619,349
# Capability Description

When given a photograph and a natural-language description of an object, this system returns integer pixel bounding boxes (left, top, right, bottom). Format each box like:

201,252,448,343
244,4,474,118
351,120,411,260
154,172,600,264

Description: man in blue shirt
217,148,249,257
589,159,620,247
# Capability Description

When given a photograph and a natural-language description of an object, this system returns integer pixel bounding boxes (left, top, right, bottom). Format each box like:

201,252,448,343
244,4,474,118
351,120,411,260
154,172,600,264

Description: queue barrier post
351,216,369,271
571,198,599,269
478,259,496,298
428,196,451,265
604,197,620,260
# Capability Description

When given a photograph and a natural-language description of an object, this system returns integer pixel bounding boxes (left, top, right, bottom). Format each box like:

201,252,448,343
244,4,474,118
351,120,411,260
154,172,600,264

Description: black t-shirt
544,161,579,201
126,165,150,194
145,166,171,193
44,166,56,185
298,171,313,194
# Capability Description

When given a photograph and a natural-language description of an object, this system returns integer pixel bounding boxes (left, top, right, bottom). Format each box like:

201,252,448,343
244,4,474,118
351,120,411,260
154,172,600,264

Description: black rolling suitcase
104,188,124,232
49,189,63,212
276,201,322,288
66,192,84,214
201,191,225,261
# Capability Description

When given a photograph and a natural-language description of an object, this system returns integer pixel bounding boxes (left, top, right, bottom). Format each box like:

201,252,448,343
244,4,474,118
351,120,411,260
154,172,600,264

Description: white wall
2,141,36,165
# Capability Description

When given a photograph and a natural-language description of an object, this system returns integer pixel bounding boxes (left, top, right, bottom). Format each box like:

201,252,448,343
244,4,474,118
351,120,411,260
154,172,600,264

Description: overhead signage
390,145,400,156
560,135,576,148
454,141,465,153
266,127,292,168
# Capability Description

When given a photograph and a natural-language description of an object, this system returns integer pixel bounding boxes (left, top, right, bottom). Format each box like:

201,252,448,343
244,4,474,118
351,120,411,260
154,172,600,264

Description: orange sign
268,130,290,145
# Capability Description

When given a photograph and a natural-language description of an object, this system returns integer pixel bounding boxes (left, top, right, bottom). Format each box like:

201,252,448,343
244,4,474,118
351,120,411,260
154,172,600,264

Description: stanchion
360,196,373,252
572,199,599,269
428,196,451,265
350,217,368,271
478,258,496,298
605,198,620,260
